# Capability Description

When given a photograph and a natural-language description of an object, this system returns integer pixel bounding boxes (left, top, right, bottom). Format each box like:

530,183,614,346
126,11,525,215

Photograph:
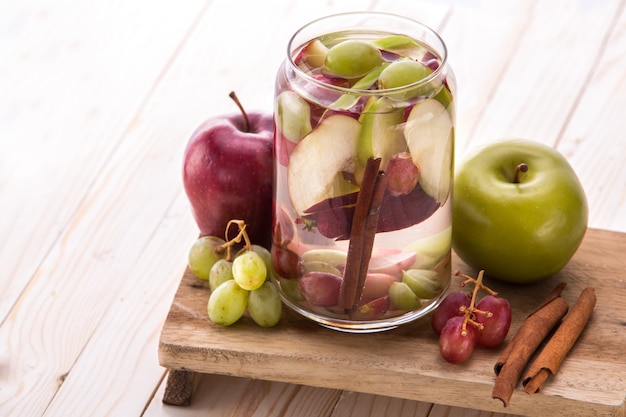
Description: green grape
402,269,441,299
378,59,431,100
324,40,383,79
389,281,422,311
248,281,282,328
251,244,272,270
209,259,234,292
207,280,249,326
188,236,226,280
232,250,267,291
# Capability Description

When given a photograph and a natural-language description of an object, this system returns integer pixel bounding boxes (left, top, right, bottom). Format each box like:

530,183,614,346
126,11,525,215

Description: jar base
278,281,450,333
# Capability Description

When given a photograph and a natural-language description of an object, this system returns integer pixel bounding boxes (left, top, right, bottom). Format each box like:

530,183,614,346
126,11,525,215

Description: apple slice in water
301,39,328,68
356,96,407,180
403,226,451,270
368,251,416,276
276,91,312,144
370,35,425,60
288,114,361,215
404,98,453,204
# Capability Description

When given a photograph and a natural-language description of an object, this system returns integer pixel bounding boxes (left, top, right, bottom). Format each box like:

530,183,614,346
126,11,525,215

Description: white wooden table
1,0,625,416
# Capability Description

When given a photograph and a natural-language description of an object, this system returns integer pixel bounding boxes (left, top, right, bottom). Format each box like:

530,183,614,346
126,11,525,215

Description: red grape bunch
431,270,512,364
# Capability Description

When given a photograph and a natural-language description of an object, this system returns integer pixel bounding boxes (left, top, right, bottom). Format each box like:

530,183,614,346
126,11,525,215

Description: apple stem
229,91,251,132
513,163,529,184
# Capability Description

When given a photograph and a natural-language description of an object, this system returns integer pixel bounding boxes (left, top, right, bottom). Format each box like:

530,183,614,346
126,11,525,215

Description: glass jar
271,12,455,332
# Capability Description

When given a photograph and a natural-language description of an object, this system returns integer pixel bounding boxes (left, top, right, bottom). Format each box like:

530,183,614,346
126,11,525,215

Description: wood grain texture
159,228,626,417
2,0,626,416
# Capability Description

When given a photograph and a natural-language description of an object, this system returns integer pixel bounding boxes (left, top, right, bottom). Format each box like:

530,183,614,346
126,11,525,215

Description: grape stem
455,270,498,336
221,219,254,260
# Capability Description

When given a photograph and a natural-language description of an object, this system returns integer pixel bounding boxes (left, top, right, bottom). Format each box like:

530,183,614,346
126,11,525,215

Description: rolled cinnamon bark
340,157,385,312
522,287,596,394
492,283,569,407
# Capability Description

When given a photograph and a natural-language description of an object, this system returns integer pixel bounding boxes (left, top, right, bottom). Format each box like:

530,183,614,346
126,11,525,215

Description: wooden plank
555,0,626,233
462,0,623,152
0,0,207,322
146,373,343,417
36,193,197,416
159,228,626,417
0,1,207,414
439,0,539,154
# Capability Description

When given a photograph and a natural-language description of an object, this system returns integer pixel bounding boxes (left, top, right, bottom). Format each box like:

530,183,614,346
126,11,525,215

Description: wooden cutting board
158,228,626,417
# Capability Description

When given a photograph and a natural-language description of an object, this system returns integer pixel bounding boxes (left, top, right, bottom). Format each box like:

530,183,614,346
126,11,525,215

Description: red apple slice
368,251,417,276
301,39,329,68
403,98,453,204
288,114,361,215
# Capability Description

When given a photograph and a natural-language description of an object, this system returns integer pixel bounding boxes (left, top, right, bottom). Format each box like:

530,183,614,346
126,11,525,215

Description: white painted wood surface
1,0,624,416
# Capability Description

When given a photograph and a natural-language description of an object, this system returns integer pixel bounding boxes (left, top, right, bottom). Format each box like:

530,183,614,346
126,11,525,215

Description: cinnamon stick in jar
523,287,596,394
339,157,386,312
492,283,569,407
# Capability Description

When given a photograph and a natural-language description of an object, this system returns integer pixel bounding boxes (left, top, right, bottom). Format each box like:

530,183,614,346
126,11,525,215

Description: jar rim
286,11,448,97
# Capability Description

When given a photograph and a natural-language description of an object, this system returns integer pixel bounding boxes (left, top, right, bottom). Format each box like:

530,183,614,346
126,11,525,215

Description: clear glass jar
271,12,455,332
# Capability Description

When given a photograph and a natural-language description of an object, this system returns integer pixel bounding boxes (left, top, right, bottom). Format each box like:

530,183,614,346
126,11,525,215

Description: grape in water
248,281,282,328
431,291,471,334
474,295,512,348
188,236,225,280
232,250,267,291
439,315,477,364
209,259,234,292
324,40,383,79
207,280,249,326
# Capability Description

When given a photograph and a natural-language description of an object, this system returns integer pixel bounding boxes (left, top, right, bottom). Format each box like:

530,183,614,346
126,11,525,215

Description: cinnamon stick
492,283,569,407
339,157,386,312
523,287,596,394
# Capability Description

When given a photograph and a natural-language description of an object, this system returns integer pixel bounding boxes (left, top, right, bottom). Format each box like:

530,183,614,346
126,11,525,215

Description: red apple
183,93,273,247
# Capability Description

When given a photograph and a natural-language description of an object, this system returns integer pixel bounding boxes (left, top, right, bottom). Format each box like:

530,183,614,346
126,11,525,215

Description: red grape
271,245,305,279
299,271,342,307
439,316,478,364
431,291,471,334
474,295,512,348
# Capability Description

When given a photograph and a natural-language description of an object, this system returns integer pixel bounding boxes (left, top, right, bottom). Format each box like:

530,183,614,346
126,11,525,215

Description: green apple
288,114,361,215
403,98,454,204
452,139,588,283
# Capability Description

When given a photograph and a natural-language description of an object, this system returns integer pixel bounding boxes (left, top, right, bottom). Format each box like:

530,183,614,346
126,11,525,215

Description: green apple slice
276,91,312,143
288,114,361,215
403,226,451,269
403,98,453,204
356,96,406,180
330,63,389,110
370,35,424,59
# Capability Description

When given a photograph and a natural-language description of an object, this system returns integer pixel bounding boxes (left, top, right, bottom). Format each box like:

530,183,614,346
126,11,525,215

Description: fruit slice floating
403,226,451,269
288,114,361,215
330,63,390,111
276,91,312,144
300,39,329,68
357,96,407,178
404,98,453,204
370,35,425,59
